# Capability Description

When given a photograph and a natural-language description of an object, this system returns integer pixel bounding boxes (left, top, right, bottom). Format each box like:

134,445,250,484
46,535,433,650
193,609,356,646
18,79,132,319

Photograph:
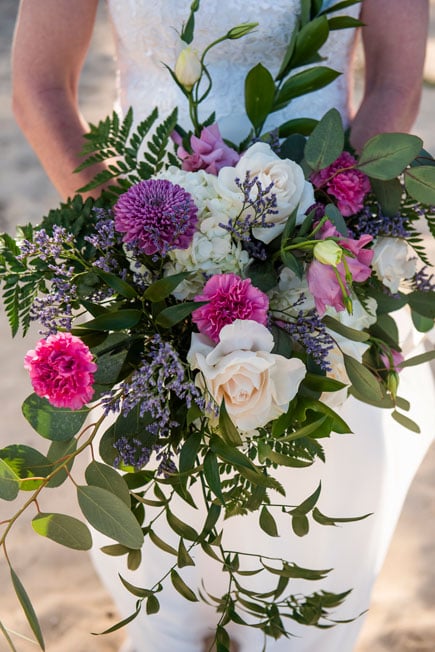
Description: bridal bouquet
1,1,434,649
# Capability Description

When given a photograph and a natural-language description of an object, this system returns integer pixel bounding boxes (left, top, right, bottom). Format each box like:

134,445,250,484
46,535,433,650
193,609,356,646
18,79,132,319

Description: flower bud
175,47,202,91
387,371,400,399
226,22,258,39
313,240,343,267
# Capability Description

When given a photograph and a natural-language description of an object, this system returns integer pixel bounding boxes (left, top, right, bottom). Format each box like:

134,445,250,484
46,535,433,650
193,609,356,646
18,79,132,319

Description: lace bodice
106,0,360,141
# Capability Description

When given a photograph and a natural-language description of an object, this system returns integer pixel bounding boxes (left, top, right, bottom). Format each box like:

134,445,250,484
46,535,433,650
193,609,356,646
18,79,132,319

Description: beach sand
0,1,434,650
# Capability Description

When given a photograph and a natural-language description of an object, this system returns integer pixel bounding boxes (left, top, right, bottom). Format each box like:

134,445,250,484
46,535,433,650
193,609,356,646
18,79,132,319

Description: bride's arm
12,0,104,200
350,0,429,150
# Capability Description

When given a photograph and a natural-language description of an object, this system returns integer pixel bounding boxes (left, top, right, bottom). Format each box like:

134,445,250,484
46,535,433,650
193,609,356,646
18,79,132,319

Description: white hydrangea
269,266,315,321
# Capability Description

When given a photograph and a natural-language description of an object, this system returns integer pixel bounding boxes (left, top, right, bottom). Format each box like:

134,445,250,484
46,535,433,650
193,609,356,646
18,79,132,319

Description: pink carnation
311,151,371,216
192,273,269,342
173,124,240,175
24,332,97,410
307,220,374,314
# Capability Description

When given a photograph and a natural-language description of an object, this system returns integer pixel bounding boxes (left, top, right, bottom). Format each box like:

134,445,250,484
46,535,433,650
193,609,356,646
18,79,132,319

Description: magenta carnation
173,124,240,175
307,220,374,315
311,151,371,216
192,273,269,342
24,332,97,410
114,179,198,256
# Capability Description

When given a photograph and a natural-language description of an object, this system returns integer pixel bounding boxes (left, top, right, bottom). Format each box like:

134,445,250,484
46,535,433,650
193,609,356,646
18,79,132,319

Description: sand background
0,1,434,650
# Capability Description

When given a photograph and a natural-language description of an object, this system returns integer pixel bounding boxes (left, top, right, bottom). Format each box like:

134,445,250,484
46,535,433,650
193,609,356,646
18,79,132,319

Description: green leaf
304,108,344,170
0,458,20,501
291,16,330,68
312,507,371,526
399,350,435,369
210,435,256,471
32,513,92,550
93,348,129,385
262,561,331,581
278,117,318,138
291,482,321,515
0,619,18,651
155,301,201,328
324,203,348,236
343,355,384,402
100,543,130,556
404,165,435,205
357,133,423,180
407,291,435,319
85,461,131,506
178,538,195,567
275,67,340,110
301,374,346,394
94,269,137,298
76,309,142,331
95,601,142,635
292,514,310,537
77,485,144,549
170,570,198,602
258,442,313,467
259,506,279,537
127,550,142,571
22,394,88,441
245,64,276,132
245,258,278,292
411,311,434,333
203,451,225,504
219,400,243,446
370,178,403,217
166,509,199,541
391,410,421,433
328,16,364,30
46,439,77,489
10,568,45,650
0,445,52,491
143,272,192,302
118,574,153,599
322,315,370,342
146,595,160,615
148,529,178,556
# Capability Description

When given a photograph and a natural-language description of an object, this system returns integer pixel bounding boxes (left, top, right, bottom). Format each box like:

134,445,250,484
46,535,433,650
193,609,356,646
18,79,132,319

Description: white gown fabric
90,2,435,650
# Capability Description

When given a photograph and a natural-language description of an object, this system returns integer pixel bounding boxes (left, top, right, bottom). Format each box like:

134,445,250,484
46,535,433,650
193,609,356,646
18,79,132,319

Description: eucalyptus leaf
324,203,348,236
0,458,20,501
85,461,131,506
407,291,435,319
32,513,92,550
357,133,422,180
93,347,129,385
22,393,88,441
46,439,77,489
77,485,144,549
369,178,403,217
0,445,53,491
304,108,344,171
411,311,434,333
404,165,435,205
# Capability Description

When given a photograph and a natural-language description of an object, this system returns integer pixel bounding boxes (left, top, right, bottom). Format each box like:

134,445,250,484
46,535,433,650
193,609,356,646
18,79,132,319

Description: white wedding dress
89,2,435,650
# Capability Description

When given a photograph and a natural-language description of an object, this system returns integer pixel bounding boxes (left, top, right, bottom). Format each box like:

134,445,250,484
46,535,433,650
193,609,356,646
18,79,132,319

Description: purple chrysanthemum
114,179,198,256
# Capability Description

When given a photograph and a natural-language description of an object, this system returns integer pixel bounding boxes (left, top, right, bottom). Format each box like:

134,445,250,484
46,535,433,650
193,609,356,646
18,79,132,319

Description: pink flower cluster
173,124,240,175
311,151,371,216
192,273,269,342
307,221,374,314
380,348,404,372
24,332,97,410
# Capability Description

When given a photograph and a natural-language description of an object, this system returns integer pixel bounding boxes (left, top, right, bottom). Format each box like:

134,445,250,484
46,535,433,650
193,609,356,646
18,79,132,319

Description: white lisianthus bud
313,240,343,267
226,22,258,39
175,47,202,91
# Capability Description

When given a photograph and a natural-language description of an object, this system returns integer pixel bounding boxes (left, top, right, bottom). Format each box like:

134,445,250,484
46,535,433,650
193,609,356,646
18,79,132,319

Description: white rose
187,319,306,432
214,142,315,244
326,296,377,361
372,237,417,293
321,346,350,408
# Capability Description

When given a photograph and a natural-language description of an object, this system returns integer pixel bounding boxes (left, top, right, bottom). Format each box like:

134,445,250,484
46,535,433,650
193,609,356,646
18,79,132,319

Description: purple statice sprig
412,265,435,292
219,173,278,257
103,335,204,469
276,310,335,372
349,205,410,240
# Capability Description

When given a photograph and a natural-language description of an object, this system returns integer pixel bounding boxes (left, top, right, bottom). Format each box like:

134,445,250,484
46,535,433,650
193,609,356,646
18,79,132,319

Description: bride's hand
350,0,428,150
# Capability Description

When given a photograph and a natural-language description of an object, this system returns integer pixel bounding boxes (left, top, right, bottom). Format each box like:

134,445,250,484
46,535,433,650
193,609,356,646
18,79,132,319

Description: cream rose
372,236,417,293
187,320,306,432
214,142,314,244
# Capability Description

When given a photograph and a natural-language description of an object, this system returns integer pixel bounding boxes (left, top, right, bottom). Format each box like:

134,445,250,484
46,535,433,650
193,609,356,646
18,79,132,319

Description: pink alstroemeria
380,348,405,372
307,220,374,315
311,151,371,216
192,273,269,342
173,124,240,175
